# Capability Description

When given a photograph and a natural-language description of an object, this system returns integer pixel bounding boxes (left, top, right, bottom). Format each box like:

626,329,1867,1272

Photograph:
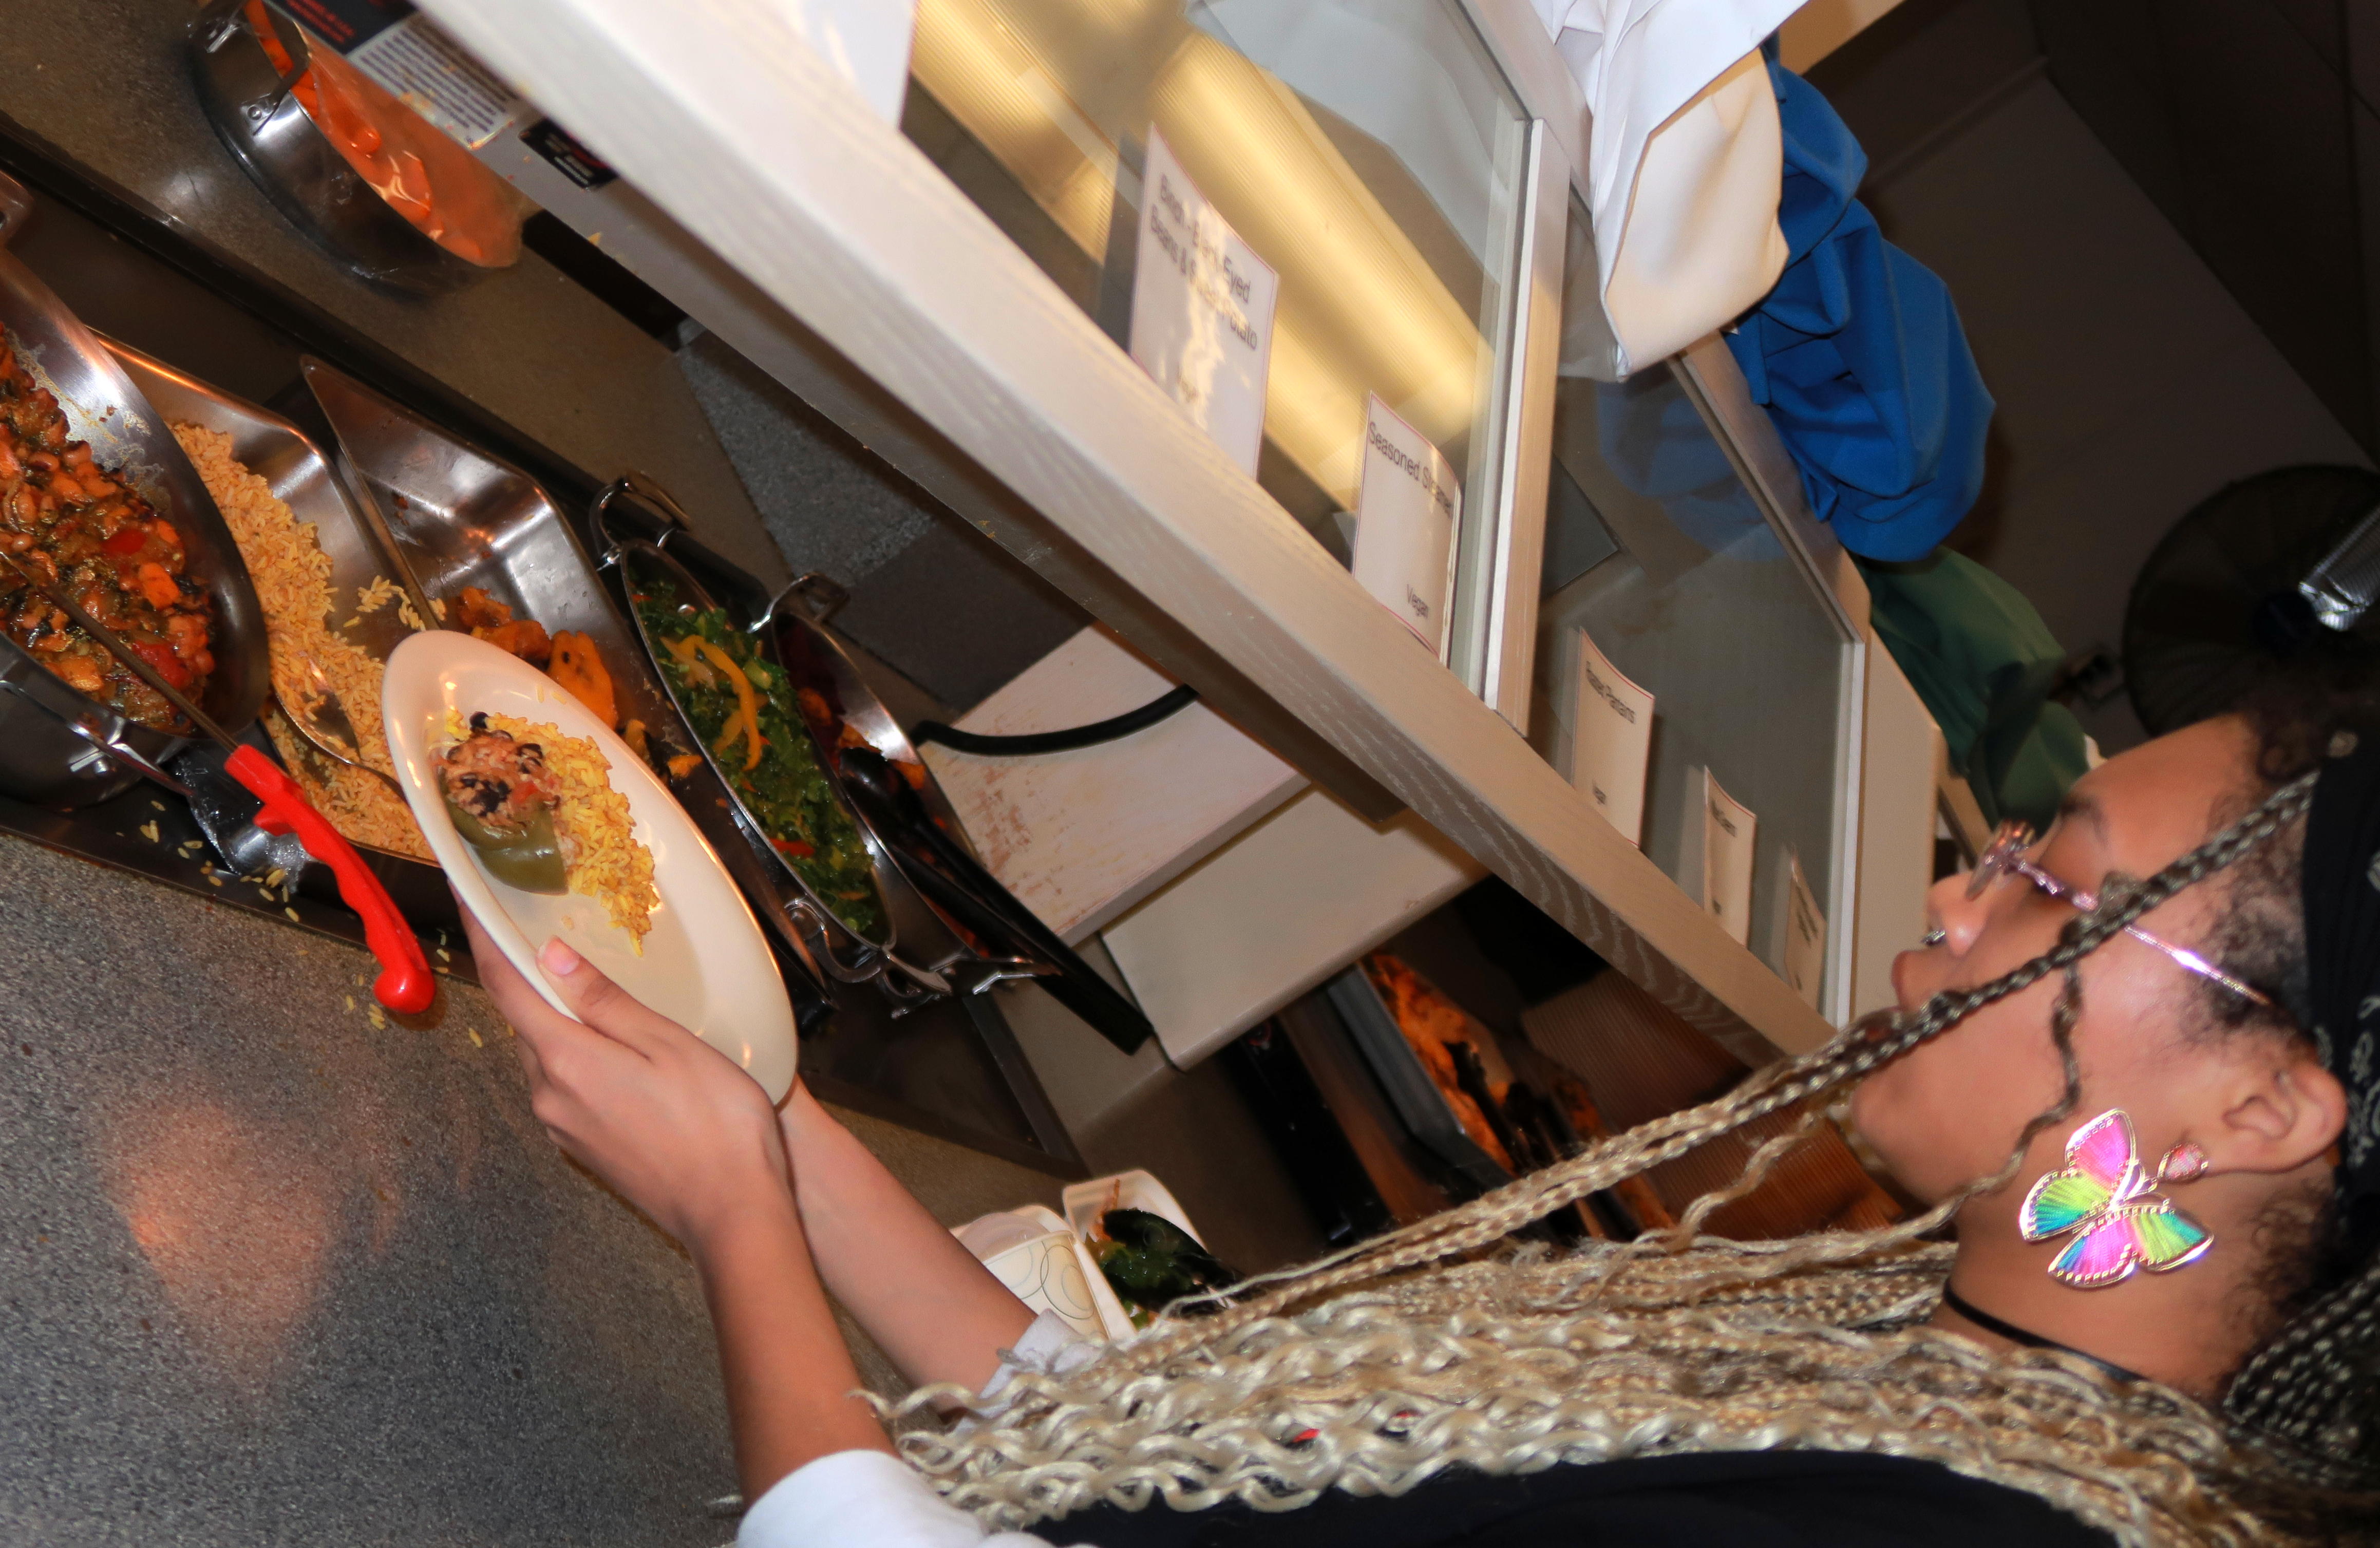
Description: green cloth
1860,551,2089,830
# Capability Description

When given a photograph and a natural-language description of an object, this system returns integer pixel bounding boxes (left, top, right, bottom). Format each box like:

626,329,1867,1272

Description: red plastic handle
225,743,437,1014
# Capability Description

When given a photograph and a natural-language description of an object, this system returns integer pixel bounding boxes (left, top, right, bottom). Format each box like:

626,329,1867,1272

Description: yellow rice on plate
444,709,658,951
173,421,435,863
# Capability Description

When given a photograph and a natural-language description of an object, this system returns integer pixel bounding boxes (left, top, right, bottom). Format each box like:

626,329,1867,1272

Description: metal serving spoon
278,658,406,797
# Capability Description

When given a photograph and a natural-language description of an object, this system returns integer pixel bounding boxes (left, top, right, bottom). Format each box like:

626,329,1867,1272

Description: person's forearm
694,1187,895,1502
780,1085,1039,1392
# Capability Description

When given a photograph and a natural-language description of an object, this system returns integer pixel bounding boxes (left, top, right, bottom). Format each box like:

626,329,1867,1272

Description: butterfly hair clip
2018,1109,2215,1289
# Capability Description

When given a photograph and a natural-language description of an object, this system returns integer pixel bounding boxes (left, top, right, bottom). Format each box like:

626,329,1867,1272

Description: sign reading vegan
1128,129,1279,476
1351,394,1461,657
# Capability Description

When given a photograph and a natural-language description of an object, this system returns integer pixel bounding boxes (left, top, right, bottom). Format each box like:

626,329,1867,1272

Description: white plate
383,631,797,1102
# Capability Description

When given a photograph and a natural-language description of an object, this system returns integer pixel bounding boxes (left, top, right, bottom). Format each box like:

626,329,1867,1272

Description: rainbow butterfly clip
2018,1110,2215,1289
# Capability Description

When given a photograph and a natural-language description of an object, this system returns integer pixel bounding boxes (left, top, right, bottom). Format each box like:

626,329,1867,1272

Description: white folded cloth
1531,0,1801,375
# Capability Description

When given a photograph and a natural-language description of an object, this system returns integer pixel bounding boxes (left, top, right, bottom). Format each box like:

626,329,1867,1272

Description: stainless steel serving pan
101,335,441,899
602,518,938,995
764,598,1155,1050
104,337,417,695
0,177,270,807
595,476,1066,1004
301,355,674,695
188,0,485,294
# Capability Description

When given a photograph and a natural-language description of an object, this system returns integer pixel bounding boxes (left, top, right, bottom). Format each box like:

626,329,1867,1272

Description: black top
1045,1452,2115,1548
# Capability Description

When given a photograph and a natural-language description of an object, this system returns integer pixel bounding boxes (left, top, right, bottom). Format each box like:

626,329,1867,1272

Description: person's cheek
1852,1016,2016,1201
1848,1060,1947,1198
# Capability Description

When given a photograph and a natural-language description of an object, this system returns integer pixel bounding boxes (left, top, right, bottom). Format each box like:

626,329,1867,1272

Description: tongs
0,549,434,1012
833,742,1155,1052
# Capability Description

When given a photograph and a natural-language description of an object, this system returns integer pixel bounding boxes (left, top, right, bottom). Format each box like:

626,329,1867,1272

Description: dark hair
2197,668,2380,1500
2182,658,2375,1041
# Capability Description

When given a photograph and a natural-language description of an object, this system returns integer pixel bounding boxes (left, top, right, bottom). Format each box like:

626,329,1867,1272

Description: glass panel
904,0,1533,658
1532,196,1850,997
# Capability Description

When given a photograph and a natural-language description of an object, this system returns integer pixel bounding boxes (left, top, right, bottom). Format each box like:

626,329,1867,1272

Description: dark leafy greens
632,570,883,939
1091,1209,1240,1327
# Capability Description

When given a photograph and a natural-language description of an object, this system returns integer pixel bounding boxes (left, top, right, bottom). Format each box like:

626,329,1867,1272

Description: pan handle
0,673,189,791
590,469,694,568
758,572,851,630
781,894,898,986
226,744,436,1014
205,0,311,128
0,171,31,251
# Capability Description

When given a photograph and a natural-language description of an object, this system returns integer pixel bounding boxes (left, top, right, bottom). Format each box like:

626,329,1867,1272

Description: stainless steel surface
187,0,484,295
303,357,628,663
178,741,309,879
2299,501,2380,631
0,646,184,799
0,182,270,805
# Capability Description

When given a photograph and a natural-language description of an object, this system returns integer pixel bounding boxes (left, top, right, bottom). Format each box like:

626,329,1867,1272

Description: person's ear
2204,1041,2348,1177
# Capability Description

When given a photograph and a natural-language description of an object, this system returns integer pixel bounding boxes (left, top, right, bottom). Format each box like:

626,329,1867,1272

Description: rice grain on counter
173,422,433,863
457,709,656,950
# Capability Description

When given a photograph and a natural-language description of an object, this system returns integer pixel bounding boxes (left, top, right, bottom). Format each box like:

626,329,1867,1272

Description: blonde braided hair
900,770,2376,1546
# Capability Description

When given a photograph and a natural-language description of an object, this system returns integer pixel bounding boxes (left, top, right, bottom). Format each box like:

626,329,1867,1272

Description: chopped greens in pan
632,571,882,939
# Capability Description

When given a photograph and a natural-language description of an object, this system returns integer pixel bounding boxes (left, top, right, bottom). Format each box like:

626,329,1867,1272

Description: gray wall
1815,0,2370,751
677,332,1089,718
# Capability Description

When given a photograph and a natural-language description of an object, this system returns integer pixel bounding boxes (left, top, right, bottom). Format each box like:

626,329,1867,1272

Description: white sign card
784,0,920,125
1770,847,1827,1009
1351,394,1461,655
1567,627,1654,846
1128,129,1279,476
1682,766,1756,947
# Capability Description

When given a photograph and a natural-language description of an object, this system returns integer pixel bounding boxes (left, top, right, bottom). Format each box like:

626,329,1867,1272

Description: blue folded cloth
1725,45,1993,561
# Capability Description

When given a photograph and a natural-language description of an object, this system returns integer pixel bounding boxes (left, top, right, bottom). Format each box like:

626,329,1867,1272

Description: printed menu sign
1569,627,1653,846
1351,394,1460,655
1129,129,1279,476
1773,848,1826,1008
283,0,524,148
1683,766,1756,947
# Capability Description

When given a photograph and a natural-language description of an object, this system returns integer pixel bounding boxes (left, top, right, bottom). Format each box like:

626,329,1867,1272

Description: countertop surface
0,0,786,591
0,839,1070,1546
0,10,1335,1542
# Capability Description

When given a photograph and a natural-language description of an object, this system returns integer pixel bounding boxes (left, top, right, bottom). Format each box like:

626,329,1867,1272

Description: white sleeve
736,1311,1098,1548
736,1448,1055,1548
974,1308,1102,1411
